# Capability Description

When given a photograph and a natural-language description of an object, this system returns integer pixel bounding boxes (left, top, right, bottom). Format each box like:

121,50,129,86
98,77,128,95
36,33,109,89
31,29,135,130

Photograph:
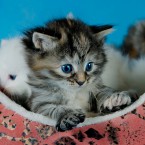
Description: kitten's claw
56,110,85,132
101,91,138,113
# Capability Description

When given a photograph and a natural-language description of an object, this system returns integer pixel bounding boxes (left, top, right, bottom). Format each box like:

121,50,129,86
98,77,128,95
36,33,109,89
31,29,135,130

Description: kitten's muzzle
76,81,85,86
74,73,86,86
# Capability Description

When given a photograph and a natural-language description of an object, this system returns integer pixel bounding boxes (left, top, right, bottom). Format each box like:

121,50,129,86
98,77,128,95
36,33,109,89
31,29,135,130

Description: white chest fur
64,88,90,111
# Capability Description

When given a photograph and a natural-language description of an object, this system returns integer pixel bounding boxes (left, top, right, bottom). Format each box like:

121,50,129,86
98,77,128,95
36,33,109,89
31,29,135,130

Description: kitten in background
22,18,137,131
102,43,145,96
0,38,31,108
102,20,145,96
102,45,131,92
122,20,145,59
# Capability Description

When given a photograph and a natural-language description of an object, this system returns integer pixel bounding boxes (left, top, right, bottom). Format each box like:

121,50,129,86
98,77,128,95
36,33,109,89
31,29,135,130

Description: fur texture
102,45,129,90
22,18,136,131
122,20,145,58
102,45,145,96
0,37,31,107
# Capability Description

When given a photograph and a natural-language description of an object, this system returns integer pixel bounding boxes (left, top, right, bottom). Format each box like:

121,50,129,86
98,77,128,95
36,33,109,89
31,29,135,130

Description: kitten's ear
66,12,74,19
32,32,59,51
90,25,114,40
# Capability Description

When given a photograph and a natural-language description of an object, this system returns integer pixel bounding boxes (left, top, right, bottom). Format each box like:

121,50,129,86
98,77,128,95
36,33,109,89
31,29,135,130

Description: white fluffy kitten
0,38,31,104
102,45,145,96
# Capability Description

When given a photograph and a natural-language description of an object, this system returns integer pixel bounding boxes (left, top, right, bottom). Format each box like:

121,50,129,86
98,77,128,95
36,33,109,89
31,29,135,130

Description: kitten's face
48,46,105,90
0,38,32,97
0,67,31,97
23,18,112,90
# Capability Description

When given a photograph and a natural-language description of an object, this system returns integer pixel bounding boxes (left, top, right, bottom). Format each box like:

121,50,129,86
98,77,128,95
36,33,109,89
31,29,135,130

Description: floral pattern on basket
0,100,145,145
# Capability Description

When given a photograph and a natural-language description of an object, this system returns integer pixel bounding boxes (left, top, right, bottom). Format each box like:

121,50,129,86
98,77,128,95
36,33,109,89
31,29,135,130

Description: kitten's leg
96,86,138,113
55,108,85,131
30,101,85,131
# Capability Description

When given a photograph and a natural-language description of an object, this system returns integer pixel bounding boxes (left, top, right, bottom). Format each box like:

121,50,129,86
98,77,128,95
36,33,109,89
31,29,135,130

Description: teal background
1,0,145,45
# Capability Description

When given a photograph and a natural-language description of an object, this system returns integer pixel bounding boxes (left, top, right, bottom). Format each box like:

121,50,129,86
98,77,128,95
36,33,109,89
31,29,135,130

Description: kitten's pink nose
76,81,85,86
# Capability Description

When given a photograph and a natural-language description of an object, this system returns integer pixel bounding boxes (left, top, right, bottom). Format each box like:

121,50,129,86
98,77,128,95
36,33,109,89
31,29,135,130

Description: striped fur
22,18,136,131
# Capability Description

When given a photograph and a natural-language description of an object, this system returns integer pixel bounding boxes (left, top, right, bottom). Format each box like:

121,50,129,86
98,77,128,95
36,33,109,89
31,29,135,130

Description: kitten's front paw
101,91,138,113
56,109,85,132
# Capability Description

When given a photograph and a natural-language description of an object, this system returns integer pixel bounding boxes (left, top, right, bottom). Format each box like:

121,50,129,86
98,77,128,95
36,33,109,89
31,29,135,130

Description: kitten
102,44,145,96
102,20,145,95
22,18,136,131
122,20,145,59
102,45,131,90
0,38,31,108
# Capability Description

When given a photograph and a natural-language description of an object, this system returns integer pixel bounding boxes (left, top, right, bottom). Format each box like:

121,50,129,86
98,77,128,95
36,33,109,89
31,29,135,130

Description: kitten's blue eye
9,75,17,80
61,64,73,73
86,62,93,72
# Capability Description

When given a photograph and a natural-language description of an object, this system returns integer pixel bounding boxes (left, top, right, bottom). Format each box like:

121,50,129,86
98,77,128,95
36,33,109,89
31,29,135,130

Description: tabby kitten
122,20,145,59
23,18,135,131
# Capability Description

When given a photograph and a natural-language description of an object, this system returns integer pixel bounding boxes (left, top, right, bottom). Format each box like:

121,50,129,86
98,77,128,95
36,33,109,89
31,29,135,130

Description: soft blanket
0,91,145,145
